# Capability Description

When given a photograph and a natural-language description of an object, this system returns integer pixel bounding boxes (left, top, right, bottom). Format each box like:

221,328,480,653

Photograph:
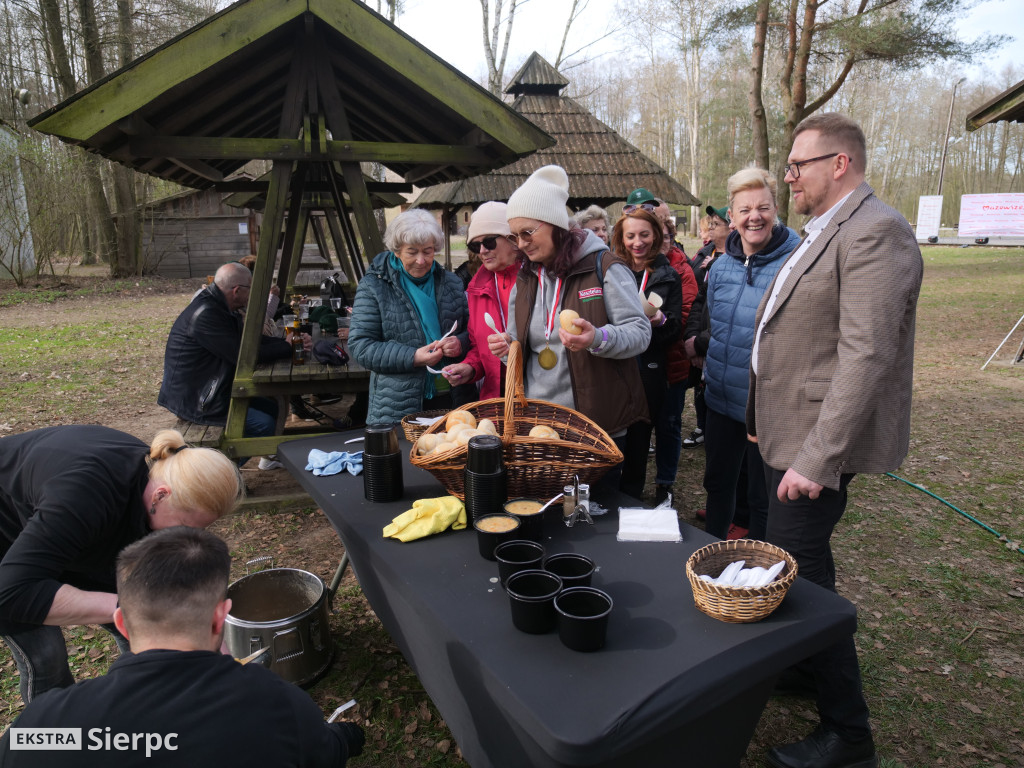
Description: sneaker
655,485,672,505
682,428,704,448
258,456,284,471
695,508,706,521
648,439,656,455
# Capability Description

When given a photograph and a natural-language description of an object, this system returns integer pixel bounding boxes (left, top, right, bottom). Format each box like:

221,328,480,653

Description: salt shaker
577,483,591,513
562,484,576,519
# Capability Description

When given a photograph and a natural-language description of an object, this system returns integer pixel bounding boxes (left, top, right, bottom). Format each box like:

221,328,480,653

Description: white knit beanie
506,165,570,230
467,201,511,242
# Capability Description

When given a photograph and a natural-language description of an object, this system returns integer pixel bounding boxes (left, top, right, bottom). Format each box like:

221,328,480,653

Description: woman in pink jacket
443,202,523,400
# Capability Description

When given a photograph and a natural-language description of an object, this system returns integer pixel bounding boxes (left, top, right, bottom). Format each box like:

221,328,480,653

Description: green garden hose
885,472,1024,556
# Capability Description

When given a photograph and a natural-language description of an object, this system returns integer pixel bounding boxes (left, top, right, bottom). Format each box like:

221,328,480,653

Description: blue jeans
654,382,687,486
244,396,279,438
3,623,130,703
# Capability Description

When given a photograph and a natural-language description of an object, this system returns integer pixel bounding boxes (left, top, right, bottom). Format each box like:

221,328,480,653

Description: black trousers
765,466,872,742
702,407,768,540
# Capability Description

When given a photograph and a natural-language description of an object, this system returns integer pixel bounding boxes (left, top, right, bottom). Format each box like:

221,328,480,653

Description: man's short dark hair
117,527,231,633
793,113,867,174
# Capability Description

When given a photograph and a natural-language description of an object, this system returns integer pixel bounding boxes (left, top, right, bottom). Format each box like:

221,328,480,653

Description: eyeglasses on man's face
467,235,508,254
511,224,547,243
623,202,657,214
783,153,839,180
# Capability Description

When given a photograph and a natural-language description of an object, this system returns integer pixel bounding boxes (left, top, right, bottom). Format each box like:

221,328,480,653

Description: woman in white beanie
489,166,652,493
442,202,523,400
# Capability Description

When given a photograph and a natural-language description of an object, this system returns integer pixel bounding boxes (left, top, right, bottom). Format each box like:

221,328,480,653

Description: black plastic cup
495,540,545,586
364,424,399,456
503,498,545,542
464,468,507,522
466,434,504,474
506,569,563,634
543,553,595,588
473,514,521,561
555,586,613,651
363,452,403,502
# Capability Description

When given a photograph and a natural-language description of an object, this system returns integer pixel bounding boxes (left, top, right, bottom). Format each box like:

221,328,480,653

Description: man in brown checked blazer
747,114,923,768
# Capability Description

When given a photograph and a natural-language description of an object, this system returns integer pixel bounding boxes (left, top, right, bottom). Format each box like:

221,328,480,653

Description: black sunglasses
467,236,506,254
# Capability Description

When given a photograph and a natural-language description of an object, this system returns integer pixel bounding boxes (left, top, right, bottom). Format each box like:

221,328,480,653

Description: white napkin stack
616,506,682,543
412,416,445,426
699,559,786,589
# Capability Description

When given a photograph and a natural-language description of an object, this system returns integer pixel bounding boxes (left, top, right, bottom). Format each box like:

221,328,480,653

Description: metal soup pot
224,568,333,687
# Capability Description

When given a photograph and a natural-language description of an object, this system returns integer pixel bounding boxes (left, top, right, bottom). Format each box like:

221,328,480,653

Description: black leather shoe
766,727,878,768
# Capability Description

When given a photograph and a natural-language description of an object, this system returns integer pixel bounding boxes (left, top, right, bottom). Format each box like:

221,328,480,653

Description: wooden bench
173,419,225,449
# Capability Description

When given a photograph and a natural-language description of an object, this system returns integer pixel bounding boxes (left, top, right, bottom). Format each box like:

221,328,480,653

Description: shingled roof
413,53,700,209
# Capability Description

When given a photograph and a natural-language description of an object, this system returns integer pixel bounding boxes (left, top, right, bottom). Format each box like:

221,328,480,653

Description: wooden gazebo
30,0,553,458
413,53,700,218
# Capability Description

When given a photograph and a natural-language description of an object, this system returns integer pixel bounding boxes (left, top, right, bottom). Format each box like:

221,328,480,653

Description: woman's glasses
511,224,547,243
623,202,657,214
467,236,504,254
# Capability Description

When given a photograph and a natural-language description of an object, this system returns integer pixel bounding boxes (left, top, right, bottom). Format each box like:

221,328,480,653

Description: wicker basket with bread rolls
410,341,623,500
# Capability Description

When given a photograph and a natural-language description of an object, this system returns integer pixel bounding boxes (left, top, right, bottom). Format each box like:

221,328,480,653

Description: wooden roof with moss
967,77,1024,131
28,0,554,190
413,53,700,209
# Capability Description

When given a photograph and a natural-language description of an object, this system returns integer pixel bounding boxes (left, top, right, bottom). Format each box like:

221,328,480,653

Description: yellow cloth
382,496,467,542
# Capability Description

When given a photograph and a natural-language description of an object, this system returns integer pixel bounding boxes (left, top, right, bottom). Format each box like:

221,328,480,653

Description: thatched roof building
413,53,700,210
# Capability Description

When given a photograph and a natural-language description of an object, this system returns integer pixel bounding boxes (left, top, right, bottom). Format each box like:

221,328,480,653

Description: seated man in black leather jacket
159,262,298,460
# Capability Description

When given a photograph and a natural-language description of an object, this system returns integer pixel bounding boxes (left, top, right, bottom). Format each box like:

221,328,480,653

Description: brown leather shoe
767,727,878,768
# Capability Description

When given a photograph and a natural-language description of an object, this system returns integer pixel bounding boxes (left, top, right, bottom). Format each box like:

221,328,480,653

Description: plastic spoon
484,312,499,334
327,699,357,723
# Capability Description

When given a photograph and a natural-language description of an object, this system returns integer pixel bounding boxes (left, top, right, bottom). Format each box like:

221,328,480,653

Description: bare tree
737,0,1008,222
480,0,521,96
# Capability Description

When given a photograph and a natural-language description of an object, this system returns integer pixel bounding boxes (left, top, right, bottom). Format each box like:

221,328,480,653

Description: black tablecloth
279,434,856,768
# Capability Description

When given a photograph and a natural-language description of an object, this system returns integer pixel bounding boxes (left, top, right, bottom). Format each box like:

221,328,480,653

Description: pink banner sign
958,194,1024,236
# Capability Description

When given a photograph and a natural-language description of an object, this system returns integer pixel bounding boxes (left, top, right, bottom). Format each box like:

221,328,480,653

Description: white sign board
238,222,249,235
916,195,943,240
958,193,1024,237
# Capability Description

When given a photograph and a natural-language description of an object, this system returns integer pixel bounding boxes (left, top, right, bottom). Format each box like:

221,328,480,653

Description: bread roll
445,410,477,431
432,440,457,454
417,433,440,454
559,309,582,335
446,422,470,440
478,418,497,436
529,425,559,440
454,428,482,446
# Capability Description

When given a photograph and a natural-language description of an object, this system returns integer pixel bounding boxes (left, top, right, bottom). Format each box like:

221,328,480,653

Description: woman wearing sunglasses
488,166,651,479
442,202,523,400
610,208,684,500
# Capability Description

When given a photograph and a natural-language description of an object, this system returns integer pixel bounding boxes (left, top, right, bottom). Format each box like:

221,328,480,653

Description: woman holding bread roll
490,165,651,492
610,208,683,500
441,202,523,400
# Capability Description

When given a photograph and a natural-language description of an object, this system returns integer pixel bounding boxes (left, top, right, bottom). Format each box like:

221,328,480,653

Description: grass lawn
0,246,1022,766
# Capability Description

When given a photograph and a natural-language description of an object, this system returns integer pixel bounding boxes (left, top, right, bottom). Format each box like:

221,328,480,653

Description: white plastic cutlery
484,312,499,333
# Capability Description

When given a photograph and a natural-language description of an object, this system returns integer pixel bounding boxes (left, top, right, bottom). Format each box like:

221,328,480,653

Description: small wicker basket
410,341,623,500
400,409,450,443
685,539,798,623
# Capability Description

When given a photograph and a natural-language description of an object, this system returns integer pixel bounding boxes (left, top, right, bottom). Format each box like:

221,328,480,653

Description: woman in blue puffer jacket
349,210,469,425
703,168,800,541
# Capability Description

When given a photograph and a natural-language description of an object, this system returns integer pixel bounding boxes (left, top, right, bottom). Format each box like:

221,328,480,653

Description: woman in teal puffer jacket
703,168,800,541
349,210,469,425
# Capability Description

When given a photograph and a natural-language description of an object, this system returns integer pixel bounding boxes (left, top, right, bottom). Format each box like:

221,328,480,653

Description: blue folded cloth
306,449,364,476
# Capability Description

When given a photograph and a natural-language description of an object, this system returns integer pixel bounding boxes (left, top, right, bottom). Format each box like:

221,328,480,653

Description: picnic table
278,432,858,768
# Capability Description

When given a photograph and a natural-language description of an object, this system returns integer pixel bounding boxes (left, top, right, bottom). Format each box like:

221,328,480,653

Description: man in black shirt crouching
0,527,363,767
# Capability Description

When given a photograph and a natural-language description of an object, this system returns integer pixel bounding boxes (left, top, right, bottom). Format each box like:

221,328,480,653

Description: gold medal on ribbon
538,345,557,370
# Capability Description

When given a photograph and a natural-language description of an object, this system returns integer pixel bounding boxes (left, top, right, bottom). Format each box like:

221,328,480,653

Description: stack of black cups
363,424,403,503
464,435,506,522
